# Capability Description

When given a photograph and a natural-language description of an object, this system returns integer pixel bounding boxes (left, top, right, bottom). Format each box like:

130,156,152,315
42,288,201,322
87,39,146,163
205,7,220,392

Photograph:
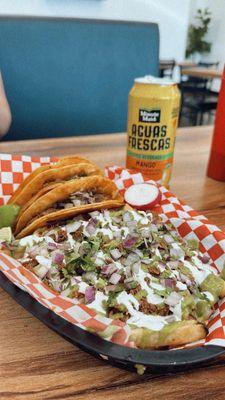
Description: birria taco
8,156,96,206
15,176,124,238
20,183,62,214
12,162,103,209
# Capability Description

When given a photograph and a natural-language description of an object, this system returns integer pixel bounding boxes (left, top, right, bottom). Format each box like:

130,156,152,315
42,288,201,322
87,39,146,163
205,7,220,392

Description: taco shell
13,162,103,208
20,182,62,214
8,156,97,205
130,320,206,349
15,176,124,237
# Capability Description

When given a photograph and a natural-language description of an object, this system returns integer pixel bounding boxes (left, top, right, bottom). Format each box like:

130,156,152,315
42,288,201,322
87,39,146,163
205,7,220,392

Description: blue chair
0,18,159,141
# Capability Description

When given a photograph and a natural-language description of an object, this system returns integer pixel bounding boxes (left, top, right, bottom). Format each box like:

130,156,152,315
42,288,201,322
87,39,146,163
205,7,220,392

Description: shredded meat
108,308,129,322
70,288,85,300
69,174,87,180
152,213,163,225
157,304,170,316
148,265,160,276
39,207,57,216
30,208,57,223
72,229,83,240
139,298,169,316
31,190,108,224
130,285,141,296
50,229,68,243
22,258,38,271
56,229,68,243
139,298,157,314
105,257,113,263
55,190,108,209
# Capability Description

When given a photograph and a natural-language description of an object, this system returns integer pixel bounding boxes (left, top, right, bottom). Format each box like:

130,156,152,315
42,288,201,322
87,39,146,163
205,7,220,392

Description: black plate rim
1,270,225,368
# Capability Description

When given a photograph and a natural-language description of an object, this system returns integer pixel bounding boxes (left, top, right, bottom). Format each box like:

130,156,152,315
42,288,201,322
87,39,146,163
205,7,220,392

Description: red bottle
207,66,225,181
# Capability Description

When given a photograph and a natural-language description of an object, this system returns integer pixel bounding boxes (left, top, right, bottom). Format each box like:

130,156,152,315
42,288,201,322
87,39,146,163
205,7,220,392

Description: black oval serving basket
1,271,224,373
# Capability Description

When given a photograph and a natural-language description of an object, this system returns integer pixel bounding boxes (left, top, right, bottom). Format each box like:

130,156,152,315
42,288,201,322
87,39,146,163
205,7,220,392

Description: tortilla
15,176,124,237
13,162,103,208
16,199,124,239
130,320,206,349
20,182,62,214
8,156,97,205
58,156,97,166
8,165,52,205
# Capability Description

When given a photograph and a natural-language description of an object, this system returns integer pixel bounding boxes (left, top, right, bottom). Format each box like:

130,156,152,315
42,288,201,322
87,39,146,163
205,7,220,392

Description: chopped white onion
164,234,174,244
110,249,122,260
33,264,49,279
168,260,180,269
124,253,139,266
109,272,121,284
123,212,132,223
36,255,52,269
170,246,185,260
66,221,82,234
165,291,182,306
132,262,140,274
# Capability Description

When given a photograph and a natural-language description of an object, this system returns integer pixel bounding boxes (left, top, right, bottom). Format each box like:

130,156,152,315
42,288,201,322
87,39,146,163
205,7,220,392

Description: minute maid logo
139,108,161,123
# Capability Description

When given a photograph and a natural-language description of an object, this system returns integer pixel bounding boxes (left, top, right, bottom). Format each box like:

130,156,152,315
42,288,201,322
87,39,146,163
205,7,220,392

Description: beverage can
126,75,180,186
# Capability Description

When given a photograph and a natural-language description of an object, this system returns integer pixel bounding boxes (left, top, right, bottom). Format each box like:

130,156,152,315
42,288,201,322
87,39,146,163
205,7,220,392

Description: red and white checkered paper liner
0,154,225,349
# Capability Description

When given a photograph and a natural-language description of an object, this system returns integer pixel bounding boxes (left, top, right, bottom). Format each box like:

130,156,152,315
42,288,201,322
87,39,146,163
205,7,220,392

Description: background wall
0,0,191,61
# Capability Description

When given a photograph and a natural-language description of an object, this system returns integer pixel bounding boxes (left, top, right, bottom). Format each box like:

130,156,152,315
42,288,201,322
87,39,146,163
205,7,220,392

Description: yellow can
126,75,180,186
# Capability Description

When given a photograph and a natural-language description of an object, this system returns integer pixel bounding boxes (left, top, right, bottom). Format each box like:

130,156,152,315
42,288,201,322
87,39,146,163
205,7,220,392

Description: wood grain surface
181,68,222,79
1,126,225,400
177,61,198,68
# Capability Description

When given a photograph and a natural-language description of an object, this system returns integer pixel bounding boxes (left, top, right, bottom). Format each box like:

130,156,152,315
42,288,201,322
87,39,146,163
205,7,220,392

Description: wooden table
181,67,222,80
177,61,198,68
1,126,225,399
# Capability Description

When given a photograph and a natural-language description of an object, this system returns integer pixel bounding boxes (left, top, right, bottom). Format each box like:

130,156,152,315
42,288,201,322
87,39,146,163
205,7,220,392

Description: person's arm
0,73,12,139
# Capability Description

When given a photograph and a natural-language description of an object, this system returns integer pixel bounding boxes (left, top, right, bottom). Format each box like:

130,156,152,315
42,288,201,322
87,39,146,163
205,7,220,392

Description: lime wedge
0,227,12,242
0,204,20,228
